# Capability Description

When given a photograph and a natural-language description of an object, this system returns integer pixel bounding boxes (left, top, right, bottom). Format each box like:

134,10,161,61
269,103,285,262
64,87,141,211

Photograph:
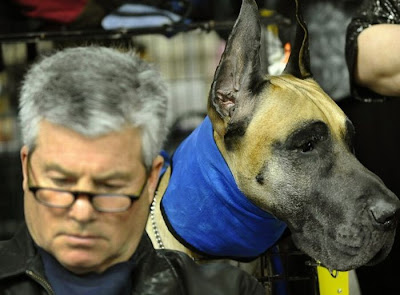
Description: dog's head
208,0,400,271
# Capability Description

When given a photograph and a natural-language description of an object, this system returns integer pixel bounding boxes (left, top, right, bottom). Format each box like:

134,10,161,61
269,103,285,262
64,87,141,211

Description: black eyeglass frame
28,180,147,213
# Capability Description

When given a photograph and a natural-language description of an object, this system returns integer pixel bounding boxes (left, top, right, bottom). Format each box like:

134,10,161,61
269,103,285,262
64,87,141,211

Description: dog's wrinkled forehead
263,75,346,137
237,75,350,167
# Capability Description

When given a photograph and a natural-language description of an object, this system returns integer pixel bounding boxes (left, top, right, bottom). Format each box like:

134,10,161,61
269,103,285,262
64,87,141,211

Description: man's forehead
32,120,145,171
36,120,141,148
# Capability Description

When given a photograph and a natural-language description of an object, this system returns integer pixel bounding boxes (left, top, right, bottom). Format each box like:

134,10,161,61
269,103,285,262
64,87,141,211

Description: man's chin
54,249,105,274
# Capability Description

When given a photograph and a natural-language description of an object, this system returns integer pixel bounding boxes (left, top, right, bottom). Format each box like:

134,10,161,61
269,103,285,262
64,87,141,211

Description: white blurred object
102,4,182,30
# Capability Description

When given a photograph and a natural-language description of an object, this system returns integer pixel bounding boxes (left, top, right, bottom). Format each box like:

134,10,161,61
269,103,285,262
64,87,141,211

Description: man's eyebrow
43,164,133,181
93,171,134,182
44,163,78,178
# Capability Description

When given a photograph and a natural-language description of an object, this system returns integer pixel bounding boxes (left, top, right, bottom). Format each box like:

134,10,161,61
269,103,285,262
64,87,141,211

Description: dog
146,0,400,274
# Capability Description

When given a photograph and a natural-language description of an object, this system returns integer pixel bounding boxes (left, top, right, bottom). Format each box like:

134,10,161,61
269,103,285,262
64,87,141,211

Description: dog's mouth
315,242,389,271
365,243,391,266
366,249,385,266
327,229,395,270
292,223,396,271
332,241,362,258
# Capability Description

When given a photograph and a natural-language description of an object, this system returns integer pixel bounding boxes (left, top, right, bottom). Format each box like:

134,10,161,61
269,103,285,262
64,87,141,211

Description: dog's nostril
370,200,399,229
371,210,396,226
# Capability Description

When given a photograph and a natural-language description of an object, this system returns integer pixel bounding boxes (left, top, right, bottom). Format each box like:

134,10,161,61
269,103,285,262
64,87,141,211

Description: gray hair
18,46,169,169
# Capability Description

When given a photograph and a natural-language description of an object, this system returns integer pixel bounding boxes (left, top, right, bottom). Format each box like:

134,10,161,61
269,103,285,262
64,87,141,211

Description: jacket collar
0,223,40,279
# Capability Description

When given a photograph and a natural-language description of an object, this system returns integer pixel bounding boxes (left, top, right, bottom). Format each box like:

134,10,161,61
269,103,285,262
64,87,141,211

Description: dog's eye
299,134,326,153
301,141,314,153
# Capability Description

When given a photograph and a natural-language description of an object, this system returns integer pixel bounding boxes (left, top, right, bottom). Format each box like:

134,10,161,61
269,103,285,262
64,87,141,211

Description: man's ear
147,154,164,203
20,145,29,189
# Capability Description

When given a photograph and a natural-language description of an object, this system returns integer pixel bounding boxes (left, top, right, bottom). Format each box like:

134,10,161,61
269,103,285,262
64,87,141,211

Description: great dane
146,0,400,274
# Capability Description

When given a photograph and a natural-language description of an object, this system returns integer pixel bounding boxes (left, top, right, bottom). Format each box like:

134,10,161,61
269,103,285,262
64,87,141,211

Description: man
344,1,400,294
0,46,265,294
346,0,400,101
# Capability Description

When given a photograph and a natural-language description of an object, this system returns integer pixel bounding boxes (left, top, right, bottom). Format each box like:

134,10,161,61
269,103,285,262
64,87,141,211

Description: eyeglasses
28,181,147,213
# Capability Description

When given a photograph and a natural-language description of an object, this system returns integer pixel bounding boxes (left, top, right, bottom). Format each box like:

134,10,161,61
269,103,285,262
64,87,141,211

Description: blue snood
161,116,287,259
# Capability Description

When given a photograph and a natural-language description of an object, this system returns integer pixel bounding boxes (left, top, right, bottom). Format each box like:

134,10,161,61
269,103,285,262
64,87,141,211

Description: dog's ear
209,0,263,120
283,0,312,79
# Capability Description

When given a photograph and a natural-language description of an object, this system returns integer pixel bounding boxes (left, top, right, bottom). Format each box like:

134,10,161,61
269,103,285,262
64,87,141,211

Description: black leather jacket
345,0,400,101
0,224,265,294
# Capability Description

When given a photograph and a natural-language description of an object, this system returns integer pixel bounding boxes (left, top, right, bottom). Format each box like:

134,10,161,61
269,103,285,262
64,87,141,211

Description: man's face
21,120,162,274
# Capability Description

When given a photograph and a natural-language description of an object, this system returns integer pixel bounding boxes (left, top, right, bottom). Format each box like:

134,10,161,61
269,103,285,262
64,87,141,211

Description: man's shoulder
156,249,265,295
0,224,32,271
0,235,26,280
0,235,19,258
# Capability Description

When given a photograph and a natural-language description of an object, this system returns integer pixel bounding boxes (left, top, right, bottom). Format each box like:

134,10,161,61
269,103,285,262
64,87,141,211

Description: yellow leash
317,265,349,295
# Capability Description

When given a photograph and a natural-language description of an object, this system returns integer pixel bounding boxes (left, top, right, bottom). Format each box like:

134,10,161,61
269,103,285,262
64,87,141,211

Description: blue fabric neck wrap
161,116,287,259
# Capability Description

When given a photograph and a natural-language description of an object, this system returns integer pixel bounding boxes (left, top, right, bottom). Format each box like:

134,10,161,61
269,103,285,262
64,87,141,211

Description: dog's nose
370,199,400,230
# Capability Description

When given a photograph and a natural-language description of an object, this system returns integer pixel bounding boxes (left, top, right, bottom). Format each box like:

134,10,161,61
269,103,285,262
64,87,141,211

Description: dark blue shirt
39,248,135,295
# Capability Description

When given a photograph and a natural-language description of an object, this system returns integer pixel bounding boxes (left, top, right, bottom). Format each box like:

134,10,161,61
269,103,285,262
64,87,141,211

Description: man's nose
68,194,97,222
